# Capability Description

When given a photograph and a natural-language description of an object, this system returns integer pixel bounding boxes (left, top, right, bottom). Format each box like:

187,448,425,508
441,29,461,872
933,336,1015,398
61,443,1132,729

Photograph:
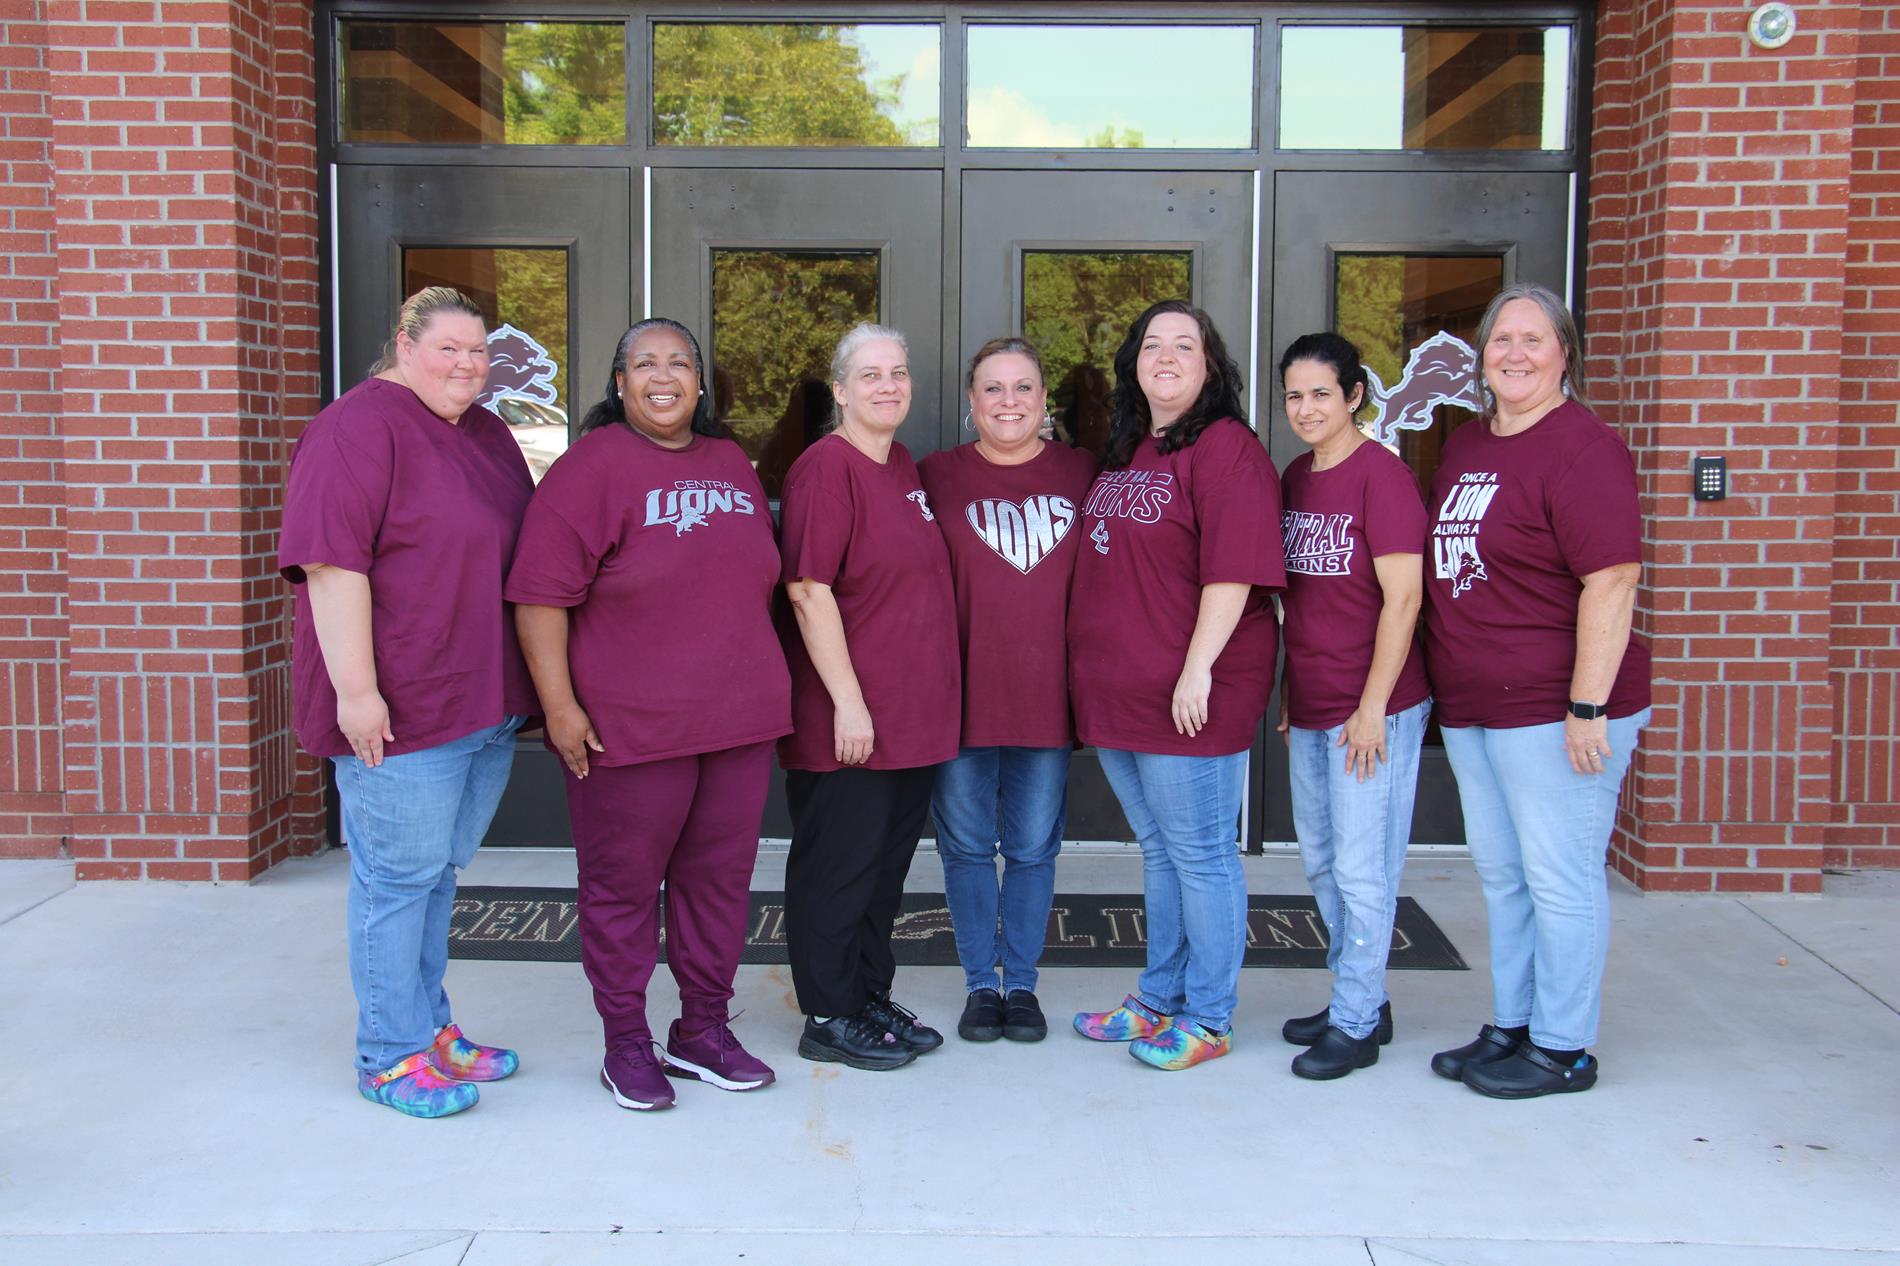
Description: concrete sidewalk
2,849,1896,1265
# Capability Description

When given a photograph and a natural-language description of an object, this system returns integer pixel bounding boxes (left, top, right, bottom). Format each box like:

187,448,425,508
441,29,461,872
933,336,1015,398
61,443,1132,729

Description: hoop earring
962,410,974,432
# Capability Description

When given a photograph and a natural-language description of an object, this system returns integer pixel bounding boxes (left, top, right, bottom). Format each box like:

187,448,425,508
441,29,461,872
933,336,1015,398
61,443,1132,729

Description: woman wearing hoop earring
918,338,1095,1043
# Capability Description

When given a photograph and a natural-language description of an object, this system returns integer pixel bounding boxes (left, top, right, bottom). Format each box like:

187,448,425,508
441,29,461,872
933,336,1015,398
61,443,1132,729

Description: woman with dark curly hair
507,318,791,1112
1068,300,1286,1071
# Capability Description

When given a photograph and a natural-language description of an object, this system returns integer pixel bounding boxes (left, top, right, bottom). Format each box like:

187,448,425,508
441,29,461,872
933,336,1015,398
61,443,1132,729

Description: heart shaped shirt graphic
962,495,1078,574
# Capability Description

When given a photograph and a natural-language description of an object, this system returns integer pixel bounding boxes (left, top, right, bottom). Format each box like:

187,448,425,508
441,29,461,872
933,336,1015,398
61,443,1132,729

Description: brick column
0,1,66,858
1587,0,1860,893
46,0,322,879
1829,0,1900,869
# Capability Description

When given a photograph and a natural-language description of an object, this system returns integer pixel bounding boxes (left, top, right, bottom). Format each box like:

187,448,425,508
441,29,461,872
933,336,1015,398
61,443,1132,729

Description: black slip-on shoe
1463,1046,1598,1099
1291,1025,1381,1080
1001,990,1048,1043
957,988,1005,1042
796,1014,915,1071
1282,999,1393,1047
864,994,944,1053
1430,1023,1524,1082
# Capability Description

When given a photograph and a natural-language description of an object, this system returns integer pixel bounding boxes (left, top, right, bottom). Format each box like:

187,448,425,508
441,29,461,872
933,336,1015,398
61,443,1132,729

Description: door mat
449,889,1465,970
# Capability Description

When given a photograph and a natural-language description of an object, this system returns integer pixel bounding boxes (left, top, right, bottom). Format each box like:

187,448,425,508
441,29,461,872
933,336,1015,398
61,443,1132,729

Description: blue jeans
1441,710,1649,1051
333,717,525,1071
1096,747,1249,1033
931,745,1071,994
1286,699,1431,1040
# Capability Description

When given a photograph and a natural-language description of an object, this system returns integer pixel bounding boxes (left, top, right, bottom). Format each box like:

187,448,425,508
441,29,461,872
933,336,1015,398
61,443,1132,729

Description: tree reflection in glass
1022,251,1192,458
711,250,881,497
653,24,939,147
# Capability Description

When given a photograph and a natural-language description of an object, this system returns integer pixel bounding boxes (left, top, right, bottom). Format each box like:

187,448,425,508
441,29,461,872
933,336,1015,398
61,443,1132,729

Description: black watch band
1569,701,1608,720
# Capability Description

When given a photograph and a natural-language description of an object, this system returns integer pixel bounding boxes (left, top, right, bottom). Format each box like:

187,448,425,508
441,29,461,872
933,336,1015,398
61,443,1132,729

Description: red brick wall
1831,0,1900,869
38,0,323,879
0,2,68,859
1588,0,1861,892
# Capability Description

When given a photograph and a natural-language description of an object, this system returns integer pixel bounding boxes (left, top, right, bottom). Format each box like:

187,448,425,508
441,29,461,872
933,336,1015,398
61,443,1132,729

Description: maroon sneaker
662,1016,776,1092
600,1043,675,1111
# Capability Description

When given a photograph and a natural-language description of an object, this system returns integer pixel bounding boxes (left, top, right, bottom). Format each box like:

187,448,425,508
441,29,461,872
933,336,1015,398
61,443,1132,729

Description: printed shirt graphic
503,425,791,766
1069,419,1287,757
279,378,539,758
919,441,1097,747
1279,442,1431,730
1422,400,1652,729
776,434,961,772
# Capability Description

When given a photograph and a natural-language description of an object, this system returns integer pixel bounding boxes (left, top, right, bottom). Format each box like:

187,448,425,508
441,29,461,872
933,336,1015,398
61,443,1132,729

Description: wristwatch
1568,700,1608,720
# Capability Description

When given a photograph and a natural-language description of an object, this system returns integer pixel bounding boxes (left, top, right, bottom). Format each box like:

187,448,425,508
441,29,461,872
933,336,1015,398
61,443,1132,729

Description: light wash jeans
333,716,525,1071
1096,747,1249,1033
1440,710,1649,1051
931,745,1071,995
1286,698,1431,1039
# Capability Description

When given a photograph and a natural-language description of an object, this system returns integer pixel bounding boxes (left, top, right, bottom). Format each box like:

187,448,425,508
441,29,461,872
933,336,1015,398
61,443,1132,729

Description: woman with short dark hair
507,318,790,1112
1274,330,1431,1081
1069,300,1286,1071
1424,282,1651,1099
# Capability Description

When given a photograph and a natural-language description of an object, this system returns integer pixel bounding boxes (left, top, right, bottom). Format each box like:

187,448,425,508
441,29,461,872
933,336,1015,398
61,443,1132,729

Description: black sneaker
864,994,944,1053
957,988,1005,1042
796,1014,915,1071
1282,999,1393,1047
1002,990,1048,1042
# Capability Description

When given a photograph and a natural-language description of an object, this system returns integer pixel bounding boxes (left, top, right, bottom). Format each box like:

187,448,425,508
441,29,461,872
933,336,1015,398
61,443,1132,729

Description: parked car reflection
494,396,570,483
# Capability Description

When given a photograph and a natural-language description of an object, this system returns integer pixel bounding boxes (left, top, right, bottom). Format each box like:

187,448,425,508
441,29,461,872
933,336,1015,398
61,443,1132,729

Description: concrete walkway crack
1736,898,1900,1018
0,884,73,930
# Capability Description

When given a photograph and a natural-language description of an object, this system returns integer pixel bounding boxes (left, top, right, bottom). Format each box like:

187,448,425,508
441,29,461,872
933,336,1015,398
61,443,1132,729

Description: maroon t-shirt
279,377,539,758
777,433,961,772
1422,399,1652,728
502,425,792,765
1280,441,1432,730
919,441,1097,748
1069,418,1287,757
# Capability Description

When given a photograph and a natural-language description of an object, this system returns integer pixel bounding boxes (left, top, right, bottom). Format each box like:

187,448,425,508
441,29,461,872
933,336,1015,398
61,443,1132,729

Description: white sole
662,1051,772,1091
599,1066,673,1111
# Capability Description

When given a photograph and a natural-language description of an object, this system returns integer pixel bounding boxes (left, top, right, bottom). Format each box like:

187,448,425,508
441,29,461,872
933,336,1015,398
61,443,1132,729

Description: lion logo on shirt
907,490,936,522
645,481,756,535
965,496,1077,574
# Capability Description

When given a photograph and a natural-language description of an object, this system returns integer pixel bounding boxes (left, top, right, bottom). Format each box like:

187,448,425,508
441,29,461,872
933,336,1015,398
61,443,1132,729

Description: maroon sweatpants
564,739,772,1052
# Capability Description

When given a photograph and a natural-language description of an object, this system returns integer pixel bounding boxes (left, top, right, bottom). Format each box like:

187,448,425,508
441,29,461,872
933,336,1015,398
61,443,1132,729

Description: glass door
960,169,1255,844
332,163,634,845
1265,168,1573,846
648,167,946,835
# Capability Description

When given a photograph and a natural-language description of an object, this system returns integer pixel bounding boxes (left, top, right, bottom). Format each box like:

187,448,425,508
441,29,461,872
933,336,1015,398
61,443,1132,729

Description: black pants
784,765,936,1017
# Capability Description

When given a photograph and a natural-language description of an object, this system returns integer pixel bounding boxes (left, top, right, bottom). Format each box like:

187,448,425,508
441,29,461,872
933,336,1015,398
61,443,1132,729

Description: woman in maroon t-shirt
1422,283,1652,1100
779,323,961,1072
507,318,791,1113
279,287,537,1119
918,337,1095,1045
1069,300,1286,1071
1274,332,1433,1082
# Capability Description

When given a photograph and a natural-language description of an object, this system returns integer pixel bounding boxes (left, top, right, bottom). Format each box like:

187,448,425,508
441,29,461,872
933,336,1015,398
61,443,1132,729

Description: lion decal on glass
1364,330,1482,445
477,324,560,413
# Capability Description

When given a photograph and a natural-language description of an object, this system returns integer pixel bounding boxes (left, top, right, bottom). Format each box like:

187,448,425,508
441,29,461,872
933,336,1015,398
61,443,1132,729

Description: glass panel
1280,26,1570,150
967,26,1254,148
711,250,881,497
1333,253,1502,496
1022,251,1193,458
653,24,940,147
403,247,571,482
340,21,627,145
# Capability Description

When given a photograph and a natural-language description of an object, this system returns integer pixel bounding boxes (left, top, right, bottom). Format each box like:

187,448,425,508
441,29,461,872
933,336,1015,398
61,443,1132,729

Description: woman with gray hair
779,322,961,1071
1422,282,1651,1099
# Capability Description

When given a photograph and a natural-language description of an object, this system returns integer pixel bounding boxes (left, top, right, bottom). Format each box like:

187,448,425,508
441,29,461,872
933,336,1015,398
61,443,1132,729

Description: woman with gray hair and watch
1421,282,1652,1100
